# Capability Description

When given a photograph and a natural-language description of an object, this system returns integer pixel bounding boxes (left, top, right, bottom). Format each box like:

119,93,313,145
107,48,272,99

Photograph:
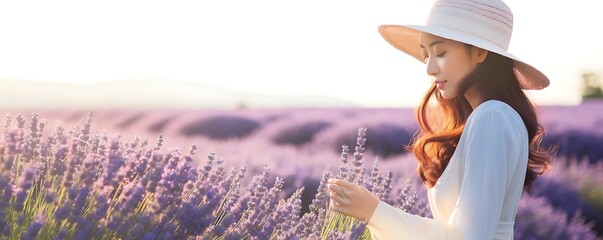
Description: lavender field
0,100,602,239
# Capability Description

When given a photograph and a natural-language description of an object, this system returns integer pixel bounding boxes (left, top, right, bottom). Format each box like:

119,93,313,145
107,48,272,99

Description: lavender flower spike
14,163,37,211
22,214,45,240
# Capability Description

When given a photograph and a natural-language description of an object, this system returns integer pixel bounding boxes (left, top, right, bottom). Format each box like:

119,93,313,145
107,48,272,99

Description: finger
330,203,347,214
330,197,342,208
329,197,347,210
329,191,342,202
329,191,349,206
327,183,347,197
328,178,356,189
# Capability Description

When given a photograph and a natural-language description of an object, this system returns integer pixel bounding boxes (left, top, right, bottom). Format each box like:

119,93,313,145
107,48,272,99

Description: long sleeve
367,102,524,240
367,201,464,239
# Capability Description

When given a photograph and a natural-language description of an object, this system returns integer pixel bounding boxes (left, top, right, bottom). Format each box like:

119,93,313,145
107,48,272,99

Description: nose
425,57,439,77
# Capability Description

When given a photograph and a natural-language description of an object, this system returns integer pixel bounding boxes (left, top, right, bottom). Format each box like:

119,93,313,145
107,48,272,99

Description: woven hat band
426,0,513,50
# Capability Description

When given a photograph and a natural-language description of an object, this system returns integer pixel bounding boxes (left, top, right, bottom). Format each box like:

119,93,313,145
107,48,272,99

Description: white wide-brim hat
379,0,549,90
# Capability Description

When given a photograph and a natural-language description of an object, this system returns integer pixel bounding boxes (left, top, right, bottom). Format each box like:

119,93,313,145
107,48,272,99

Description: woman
326,0,555,239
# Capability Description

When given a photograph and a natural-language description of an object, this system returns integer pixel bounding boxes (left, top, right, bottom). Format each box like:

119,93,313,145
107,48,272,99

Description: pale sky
0,0,601,107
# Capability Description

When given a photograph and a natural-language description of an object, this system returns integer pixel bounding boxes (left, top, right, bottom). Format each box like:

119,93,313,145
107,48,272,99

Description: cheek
443,55,473,81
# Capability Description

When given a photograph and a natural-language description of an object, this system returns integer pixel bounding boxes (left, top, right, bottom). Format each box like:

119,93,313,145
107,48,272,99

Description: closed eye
422,52,445,63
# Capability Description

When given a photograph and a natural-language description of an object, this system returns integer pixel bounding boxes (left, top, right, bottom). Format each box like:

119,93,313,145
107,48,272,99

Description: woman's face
419,33,487,99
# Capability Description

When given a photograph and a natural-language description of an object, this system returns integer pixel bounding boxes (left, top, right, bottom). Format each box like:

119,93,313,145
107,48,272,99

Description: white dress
367,100,529,240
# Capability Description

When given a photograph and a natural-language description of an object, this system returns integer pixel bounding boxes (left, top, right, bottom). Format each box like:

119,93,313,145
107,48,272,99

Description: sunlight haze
0,0,600,108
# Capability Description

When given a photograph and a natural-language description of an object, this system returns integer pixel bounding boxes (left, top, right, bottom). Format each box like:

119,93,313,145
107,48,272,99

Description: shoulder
460,101,528,157
467,100,523,126
464,100,527,141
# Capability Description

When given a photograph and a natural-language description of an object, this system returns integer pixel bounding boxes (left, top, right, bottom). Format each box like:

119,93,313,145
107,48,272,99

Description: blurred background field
1,0,603,238
1,99,602,238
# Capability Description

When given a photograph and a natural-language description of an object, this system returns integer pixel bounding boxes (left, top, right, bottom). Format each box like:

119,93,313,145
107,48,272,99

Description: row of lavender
0,107,602,239
0,113,427,239
8,101,601,164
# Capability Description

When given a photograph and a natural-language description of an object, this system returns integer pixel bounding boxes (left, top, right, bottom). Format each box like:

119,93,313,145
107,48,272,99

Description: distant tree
582,72,603,100
236,101,248,109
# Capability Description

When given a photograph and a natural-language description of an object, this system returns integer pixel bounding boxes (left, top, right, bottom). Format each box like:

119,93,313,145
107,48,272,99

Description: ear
475,47,488,63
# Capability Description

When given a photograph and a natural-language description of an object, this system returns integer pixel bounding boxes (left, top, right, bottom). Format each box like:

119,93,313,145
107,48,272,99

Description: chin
440,92,458,99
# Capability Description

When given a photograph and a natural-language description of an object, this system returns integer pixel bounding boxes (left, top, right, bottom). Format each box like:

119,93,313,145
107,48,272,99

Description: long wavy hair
409,48,555,191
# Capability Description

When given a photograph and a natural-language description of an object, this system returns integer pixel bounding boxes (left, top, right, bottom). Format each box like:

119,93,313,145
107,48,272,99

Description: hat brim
378,25,549,90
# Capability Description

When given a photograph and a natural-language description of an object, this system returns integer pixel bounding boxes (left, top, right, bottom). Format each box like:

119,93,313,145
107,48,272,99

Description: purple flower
12,185,26,210
365,159,380,193
16,113,25,129
142,232,157,240
0,109,596,239
13,163,37,211
22,214,45,240
395,181,412,208
60,137,81,188
340,145,349,164
149,162,189,214
73,218,93,240
309,172,329,214
326,230,348,240
176,203,205,236
117,182,146,214
67,187,78,201
3,113,11,129
80,111,93,140
515,194,598,239
209,159,225,189
0,176,12,221
349,221,367,239
51,122,68,145
3,127,25,156
222,183,241,214
141,152,165,193
98,138,125,189
44,190,56,203
350,128,367,184
289,187,304,221
336,145,350,181
253,177,286,237
49,144,68,176
53,228,68,240
54,204,71,221
127,214,152,239
120,149,150,183
353,128,367,163
77,153,101,186
71,187,91,218
90,193,109,221
154,134,164,151
382,171,393,201
262,177,283,210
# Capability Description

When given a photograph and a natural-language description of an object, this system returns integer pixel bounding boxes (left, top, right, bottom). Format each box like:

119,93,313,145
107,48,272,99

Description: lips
435,80,447,90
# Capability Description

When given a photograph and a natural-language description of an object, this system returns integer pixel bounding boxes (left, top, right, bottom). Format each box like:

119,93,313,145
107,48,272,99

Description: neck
464,86,485,110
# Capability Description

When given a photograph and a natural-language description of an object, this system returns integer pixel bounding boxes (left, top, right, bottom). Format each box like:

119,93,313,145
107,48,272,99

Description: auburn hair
409,48,555,191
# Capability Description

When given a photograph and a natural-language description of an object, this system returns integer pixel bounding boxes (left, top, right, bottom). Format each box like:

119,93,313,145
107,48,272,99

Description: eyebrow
419,40,445,49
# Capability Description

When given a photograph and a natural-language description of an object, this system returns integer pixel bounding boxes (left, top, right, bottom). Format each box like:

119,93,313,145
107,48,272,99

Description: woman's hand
327,178,380,221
